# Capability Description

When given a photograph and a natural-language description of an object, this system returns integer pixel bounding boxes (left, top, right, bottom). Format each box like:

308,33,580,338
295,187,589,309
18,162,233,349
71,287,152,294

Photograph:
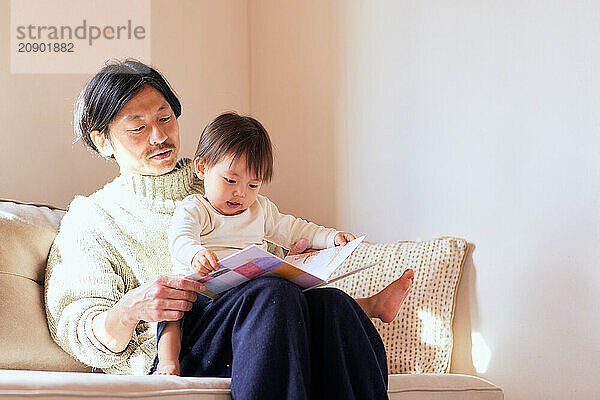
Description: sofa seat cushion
0,370,231,400
0,370,503,399
388,373,504,399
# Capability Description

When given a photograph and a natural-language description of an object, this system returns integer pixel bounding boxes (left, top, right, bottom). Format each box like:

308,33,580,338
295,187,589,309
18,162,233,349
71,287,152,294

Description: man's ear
193,158,206,179
90,130,114,158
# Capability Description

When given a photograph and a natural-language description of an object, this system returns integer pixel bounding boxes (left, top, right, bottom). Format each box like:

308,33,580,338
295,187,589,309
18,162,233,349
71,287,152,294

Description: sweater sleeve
44,199,155,375
168,195,211,275
260,195,338,250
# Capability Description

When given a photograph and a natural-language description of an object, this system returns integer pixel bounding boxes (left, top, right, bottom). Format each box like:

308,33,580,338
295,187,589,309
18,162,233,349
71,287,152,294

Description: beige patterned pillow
327,237,467,374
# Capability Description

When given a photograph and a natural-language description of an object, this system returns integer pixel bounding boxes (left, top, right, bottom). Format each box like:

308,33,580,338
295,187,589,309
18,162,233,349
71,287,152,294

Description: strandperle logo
15,20,146,46
11,0,151,73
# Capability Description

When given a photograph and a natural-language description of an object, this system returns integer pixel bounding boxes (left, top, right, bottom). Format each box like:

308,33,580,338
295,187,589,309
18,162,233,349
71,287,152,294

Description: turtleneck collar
118,158,203,202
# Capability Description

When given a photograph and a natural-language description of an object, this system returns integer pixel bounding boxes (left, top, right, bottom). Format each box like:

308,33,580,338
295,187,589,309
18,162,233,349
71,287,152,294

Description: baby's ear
193,158,206,179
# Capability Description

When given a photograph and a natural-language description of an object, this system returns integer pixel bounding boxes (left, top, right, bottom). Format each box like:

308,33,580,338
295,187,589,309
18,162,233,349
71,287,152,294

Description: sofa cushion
0,200,64,283
0,370,503,399
0,200,90,372
327,237,467,374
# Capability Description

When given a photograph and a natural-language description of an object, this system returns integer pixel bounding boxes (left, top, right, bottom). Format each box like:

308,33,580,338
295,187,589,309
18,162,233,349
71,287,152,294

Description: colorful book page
283,235,365,280
187,236,366,299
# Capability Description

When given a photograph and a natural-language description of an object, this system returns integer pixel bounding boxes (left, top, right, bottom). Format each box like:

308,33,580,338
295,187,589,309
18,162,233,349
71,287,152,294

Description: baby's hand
334,232,356,246
153,360,180,376
192,249,220,275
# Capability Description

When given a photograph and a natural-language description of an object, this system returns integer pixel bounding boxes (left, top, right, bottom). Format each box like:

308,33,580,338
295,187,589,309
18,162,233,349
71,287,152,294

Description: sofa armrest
0,200,91,372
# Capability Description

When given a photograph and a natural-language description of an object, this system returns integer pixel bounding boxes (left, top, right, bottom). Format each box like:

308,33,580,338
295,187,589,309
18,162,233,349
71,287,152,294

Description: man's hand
93,275,205,353
289,238,322,256
288,238,309,255
191,249,220,275
334,232,356,246
118,275,205,326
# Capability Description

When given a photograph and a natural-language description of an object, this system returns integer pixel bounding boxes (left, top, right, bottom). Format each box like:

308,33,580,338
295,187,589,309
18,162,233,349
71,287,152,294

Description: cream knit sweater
45,159,205,375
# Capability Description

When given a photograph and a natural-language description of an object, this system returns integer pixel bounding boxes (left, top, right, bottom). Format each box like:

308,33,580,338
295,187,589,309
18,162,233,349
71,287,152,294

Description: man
45,59,411,399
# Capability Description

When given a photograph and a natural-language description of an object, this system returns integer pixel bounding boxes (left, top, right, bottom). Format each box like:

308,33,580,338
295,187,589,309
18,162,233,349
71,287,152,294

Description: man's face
106,85,180,176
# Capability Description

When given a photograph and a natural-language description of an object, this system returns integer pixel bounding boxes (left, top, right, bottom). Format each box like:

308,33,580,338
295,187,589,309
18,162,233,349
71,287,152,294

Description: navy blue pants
154,276,388,400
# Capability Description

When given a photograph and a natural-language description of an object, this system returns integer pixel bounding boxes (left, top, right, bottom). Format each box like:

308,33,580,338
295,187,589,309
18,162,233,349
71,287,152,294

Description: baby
154,112,413,375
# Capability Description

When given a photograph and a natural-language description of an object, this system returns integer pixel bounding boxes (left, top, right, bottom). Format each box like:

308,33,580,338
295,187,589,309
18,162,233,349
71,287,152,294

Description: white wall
249,0,340,227
250,1,600,399
0,0,250,208
337,3,600,398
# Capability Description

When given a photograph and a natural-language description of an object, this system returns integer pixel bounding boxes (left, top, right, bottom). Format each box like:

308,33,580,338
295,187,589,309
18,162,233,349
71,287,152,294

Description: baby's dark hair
195,112,273,182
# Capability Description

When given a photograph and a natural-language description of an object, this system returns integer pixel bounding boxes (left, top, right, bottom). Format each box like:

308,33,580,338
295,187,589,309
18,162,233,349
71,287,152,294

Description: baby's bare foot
371,269,414,323
153,363,180,376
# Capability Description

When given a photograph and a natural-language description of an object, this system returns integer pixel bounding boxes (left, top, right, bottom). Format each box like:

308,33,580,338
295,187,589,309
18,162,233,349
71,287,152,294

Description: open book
187,235,377,299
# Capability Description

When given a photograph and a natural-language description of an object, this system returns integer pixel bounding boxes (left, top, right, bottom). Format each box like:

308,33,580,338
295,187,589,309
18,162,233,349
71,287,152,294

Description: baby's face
195,154,262,216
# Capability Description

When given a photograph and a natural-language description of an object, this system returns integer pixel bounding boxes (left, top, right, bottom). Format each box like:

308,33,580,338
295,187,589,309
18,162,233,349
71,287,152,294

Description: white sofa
0,199,504,399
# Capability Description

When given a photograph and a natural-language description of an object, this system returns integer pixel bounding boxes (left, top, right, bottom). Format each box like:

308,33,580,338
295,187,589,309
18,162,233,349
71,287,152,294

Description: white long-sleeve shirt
168,194,338,274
